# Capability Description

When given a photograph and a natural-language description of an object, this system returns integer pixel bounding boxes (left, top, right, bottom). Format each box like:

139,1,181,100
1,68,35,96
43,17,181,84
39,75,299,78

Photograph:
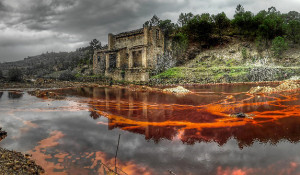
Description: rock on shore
0,128,7,141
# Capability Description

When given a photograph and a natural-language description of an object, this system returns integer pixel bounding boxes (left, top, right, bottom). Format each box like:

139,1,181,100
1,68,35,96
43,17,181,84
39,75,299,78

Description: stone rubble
0,148,44,175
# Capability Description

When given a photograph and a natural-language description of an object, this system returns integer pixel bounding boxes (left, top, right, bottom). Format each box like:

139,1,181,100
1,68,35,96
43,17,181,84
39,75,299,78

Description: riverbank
0,79,295,91
0,79,107,91
0,129,44,174
150,66,300,85
0,148,44,174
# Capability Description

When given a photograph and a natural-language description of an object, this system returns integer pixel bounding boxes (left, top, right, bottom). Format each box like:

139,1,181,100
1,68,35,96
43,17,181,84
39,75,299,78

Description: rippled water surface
1,84,300,175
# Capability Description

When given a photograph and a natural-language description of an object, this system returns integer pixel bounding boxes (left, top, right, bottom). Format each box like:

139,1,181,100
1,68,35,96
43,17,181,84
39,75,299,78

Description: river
1,84,300,175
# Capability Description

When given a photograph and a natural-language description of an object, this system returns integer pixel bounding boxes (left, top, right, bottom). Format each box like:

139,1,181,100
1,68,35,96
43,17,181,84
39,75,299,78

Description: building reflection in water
58,86,300,149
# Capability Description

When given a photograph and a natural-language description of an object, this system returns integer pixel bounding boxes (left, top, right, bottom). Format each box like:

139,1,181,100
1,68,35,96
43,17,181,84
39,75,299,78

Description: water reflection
56,86,300,148
1,85,300,175
0,92,3,99
8,91,23,99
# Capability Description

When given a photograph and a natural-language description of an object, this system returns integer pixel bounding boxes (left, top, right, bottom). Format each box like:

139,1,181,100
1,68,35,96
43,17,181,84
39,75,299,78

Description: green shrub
8,68,23,82
58,70,76,81
271,36,288,58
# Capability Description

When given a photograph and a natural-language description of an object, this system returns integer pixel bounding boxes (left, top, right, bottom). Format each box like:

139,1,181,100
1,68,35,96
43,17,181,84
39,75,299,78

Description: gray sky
0,0,299,62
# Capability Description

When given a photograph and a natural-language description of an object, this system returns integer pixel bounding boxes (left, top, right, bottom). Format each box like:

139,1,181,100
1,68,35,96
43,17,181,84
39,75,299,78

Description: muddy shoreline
0,79,292,91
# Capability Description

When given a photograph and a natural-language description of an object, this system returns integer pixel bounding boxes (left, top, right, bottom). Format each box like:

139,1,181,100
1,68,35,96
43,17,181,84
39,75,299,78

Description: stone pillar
142,47,147,68
108,34,114,50
116,52,121,68
105,54,109,70
128,50,133,68
143,26,149,45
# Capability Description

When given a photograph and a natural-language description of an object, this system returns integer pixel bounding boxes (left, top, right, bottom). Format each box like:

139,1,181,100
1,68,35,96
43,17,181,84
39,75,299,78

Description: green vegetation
271,36,288,58
151,65,300,85
147,5,300,85
58,70,76,81
8,68,23,82
146,5,299,51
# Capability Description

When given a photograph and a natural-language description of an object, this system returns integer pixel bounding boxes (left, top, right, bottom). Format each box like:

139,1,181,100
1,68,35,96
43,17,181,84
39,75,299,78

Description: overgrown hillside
151,37,300,84
150,5,300,85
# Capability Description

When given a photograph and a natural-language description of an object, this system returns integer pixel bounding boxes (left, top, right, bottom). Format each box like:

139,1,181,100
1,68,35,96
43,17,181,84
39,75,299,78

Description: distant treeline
145,5,299,51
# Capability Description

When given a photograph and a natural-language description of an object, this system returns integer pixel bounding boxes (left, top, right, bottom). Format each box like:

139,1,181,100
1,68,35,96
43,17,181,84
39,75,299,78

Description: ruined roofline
114,28,144,39
129,45,146,50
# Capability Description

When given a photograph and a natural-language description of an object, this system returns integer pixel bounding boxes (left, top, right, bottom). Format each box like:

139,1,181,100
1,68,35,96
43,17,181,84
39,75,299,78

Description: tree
213,12,231,38
88,39,101,67
232,4,254,35
286,20,300,44
184,16,214,43
8,68,23,82
271,36,288,58
177,12,193,27
89,39,101,51
0,70,2,78
144,15,160,27
199,13,213,22
150,15,160,26
159,19,176,38
259,12,284,41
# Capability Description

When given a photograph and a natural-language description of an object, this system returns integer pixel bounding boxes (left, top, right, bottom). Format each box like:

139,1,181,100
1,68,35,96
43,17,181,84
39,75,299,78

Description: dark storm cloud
0,0,299,62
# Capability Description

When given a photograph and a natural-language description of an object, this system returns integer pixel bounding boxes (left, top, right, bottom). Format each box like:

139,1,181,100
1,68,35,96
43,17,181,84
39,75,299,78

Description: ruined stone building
93,26,165,81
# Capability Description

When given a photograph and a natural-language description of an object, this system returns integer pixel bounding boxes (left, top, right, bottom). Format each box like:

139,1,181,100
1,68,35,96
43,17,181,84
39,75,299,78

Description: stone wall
114,34,144,49
93,26,169,82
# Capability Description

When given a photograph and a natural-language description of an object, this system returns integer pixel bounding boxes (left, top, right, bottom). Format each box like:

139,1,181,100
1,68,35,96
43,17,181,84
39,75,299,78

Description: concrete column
128,51,133,68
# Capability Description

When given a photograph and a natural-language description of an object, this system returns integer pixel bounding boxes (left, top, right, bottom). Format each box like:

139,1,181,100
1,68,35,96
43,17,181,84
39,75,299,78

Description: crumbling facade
93,26,165,81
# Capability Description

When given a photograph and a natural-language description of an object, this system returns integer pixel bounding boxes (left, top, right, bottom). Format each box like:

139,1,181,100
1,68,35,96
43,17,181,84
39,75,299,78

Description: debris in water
229,113,254,119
